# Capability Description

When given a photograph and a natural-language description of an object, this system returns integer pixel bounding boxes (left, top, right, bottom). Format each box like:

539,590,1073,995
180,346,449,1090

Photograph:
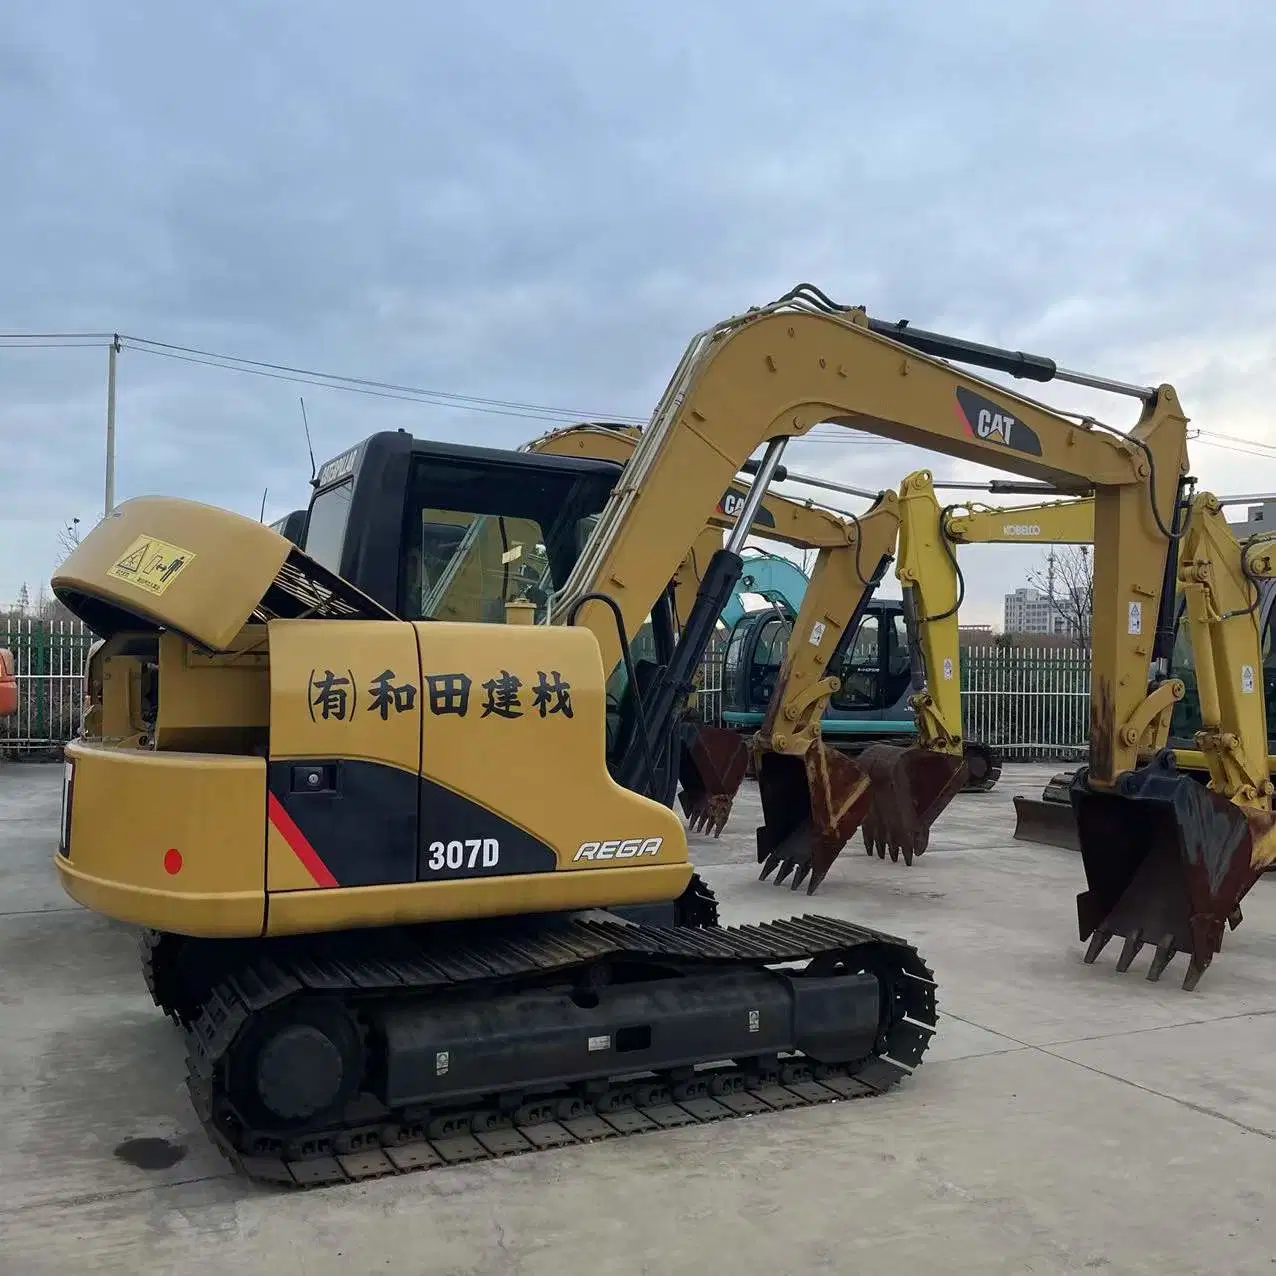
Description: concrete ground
1,761,1274,1275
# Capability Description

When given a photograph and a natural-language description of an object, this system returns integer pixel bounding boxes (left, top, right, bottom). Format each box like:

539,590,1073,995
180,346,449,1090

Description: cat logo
976,408,1015,446
717,488,775,528
954,388,1042,457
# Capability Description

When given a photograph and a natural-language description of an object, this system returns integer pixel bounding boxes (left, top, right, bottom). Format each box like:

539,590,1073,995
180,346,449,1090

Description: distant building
1228,500,1276,539
958,623,995,647
1003,586,1082,638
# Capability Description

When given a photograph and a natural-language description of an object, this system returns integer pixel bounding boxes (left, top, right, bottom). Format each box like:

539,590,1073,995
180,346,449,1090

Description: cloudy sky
5,1,1276,625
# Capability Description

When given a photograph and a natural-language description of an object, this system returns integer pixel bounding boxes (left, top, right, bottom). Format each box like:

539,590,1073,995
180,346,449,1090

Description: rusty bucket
677,724,751,836
754,742,874,894
1072,752,1273,991
856,743,969,865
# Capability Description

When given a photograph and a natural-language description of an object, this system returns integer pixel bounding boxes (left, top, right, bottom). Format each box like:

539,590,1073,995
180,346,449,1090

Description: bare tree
1025,545,1093,647
56,518,82,565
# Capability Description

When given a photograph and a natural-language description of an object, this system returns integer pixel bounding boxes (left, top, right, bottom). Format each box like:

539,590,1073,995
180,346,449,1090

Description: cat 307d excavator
53,284,1253,1194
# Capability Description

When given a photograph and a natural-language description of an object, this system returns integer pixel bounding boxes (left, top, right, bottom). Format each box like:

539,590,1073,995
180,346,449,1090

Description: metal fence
0,618,1092,763
960,644,1091,761
693,638,1091,762
0,618,93,755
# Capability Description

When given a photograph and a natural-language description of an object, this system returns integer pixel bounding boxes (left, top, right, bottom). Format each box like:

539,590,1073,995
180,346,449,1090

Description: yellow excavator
53,283,1254,1194
733,469,1095,890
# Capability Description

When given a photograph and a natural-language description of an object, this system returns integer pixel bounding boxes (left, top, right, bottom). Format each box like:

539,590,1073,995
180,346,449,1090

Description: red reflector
163,849,183,876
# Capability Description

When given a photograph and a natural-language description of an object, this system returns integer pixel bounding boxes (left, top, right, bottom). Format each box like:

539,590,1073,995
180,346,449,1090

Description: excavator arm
749,494,902,891
547,286,1249,992
753,471,1098,885
1063,492,1276,989
552,291,1187,795
870,477,1100,863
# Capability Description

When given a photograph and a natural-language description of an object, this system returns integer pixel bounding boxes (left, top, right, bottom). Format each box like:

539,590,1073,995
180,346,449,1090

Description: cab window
398,457,612,623
830,614,882,711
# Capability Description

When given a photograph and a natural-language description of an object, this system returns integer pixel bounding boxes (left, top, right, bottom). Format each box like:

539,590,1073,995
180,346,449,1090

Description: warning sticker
1242,664,1256,695
809,621,827,647
1128,601,1143,636
106,535,196,597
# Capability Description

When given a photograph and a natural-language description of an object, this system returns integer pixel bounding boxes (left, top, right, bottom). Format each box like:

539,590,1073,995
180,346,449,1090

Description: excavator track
177,902,936,1190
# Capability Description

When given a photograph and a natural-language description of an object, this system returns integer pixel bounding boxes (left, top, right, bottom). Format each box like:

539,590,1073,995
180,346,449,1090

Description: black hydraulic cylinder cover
369,968,882,1107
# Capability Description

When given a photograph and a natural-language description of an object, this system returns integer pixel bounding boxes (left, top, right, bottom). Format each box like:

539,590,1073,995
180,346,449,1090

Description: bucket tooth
1083,930,1113,965
789,863,812,891
758,852,783,882
1181,958,1207,993
1114,930,1145,973
805,865,832,896
1145,935,1177,983
773,859,797,886
1228,907,1243,931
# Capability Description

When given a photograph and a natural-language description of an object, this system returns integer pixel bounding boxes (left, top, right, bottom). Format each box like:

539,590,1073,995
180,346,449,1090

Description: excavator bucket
1072,753,1275,991
857,743,969,865
754,742,873,894
1012,771,1081,850
677,723,750,836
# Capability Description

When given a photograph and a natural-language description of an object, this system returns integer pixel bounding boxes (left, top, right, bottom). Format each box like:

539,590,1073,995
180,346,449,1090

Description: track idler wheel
1072,753,1275,991
224,1000,364,1131
857,743,969,866
754,741,873,894
678,724,750,836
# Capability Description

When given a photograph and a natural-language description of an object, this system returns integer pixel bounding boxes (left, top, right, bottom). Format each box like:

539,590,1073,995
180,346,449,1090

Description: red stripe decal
268,792,339,888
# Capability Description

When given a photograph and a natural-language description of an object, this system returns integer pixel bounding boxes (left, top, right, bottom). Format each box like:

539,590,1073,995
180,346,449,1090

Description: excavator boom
527,420,868,836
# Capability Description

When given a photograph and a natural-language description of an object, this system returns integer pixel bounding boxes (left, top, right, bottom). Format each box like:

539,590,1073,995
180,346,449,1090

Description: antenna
259,487,268,522
300,397,317,485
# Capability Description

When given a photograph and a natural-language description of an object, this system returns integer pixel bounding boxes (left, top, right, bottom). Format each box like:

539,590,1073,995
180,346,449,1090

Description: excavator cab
268,509,308,547
300,431,693,807
723,599,915,739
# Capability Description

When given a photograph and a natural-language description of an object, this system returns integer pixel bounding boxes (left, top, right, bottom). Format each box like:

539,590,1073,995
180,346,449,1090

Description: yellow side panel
266,863,694,936
265,618,424,896
413,621,688,875
56,741,265,938
268,618,423,769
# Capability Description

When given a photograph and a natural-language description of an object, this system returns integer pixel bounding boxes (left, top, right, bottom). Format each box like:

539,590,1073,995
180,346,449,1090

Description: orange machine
0,649,16,718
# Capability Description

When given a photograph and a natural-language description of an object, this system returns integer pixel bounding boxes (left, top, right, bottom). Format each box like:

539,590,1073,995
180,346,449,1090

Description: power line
122,342,631,425
0,331,115,340
0,338,113,349
117,335,649,426
1191,434,1276,462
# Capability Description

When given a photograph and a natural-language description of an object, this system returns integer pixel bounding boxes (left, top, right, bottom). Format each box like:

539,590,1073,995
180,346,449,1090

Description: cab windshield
399,457,615,624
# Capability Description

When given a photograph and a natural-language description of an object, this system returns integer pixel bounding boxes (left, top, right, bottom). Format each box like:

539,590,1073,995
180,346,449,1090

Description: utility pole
104,333,121,518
